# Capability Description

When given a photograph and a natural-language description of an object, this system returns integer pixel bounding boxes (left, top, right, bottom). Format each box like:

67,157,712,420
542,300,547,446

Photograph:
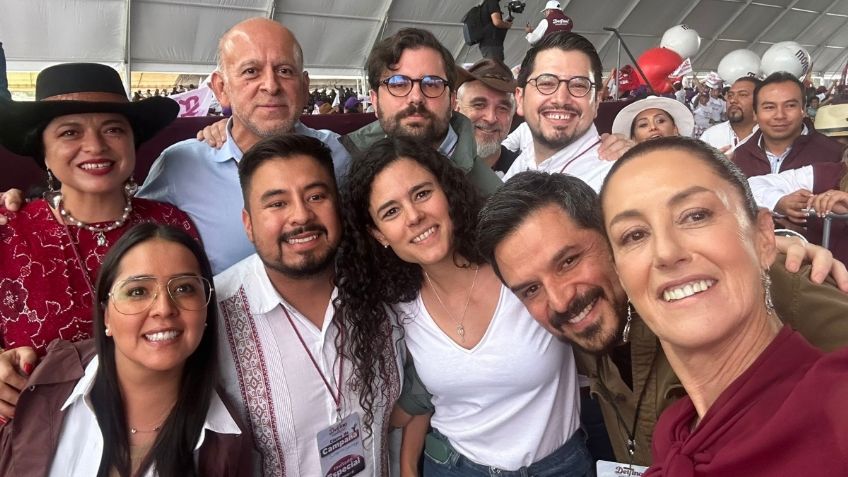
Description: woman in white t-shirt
335,137,590,477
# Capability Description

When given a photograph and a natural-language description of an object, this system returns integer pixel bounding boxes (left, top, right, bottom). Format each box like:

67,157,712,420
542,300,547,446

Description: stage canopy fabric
2,0,847,78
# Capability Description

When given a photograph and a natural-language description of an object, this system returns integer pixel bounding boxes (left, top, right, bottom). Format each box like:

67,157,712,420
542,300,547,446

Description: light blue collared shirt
138,119,351,274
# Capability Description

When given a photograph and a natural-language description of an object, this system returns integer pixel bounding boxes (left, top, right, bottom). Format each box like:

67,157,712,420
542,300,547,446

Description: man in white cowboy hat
524,1,573,45
610,95,694,143
815,103,848,147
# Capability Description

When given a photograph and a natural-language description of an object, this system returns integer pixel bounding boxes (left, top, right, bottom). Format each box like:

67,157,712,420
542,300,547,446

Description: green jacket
577,256,848,466
339,112,503,197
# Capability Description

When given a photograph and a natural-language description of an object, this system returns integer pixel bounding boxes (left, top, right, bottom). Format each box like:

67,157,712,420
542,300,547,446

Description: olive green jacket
339,112,503,197
576,256,848,466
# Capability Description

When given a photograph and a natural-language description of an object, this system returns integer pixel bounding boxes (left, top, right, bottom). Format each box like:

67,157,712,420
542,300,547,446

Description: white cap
542,1,561,12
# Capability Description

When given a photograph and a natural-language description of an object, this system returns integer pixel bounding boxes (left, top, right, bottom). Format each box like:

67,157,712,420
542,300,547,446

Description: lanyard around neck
282,305,346,421
558,138,601,174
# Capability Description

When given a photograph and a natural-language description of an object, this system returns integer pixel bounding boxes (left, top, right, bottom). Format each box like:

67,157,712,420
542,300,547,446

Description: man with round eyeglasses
341,28,503,196
505,31,633,192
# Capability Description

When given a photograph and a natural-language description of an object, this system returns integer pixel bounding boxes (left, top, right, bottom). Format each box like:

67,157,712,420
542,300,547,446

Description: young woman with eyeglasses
0,223,253,477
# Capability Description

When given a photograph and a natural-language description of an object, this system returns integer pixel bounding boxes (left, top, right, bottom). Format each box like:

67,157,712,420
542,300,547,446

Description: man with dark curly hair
215,133,402,477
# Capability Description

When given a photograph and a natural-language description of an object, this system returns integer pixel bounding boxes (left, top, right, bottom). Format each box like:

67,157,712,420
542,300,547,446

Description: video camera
505,0,526,21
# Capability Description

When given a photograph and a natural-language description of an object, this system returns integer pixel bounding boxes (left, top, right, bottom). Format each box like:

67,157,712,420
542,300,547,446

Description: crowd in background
131,85,198,101
1,5,848,476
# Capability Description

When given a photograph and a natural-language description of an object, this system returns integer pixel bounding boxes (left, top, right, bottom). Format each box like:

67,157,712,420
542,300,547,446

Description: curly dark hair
334,137,484,424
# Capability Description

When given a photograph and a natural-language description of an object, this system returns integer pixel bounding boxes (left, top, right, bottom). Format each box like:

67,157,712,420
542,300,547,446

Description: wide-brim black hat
0,63,179,162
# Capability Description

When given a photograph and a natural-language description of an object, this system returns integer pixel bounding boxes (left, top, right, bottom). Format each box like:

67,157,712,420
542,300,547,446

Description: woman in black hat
0,63,199,362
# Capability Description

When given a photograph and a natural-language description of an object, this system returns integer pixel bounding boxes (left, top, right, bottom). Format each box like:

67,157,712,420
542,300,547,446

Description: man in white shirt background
699,76,760,153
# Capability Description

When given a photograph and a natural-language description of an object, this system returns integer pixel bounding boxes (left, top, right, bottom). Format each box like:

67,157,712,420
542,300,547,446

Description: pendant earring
761,269,775,315
43,169,63,210
46,169,56,191
124,176,138,198
622,301,633,343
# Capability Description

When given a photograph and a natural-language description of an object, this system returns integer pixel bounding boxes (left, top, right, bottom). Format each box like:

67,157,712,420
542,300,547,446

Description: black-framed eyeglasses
108,275,214,315
379,75,450,98
527,74,595,97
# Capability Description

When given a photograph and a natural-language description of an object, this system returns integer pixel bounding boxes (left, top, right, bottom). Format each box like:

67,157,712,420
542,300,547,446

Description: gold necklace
129,402,175,434
130,423,163,434
423,265,479,343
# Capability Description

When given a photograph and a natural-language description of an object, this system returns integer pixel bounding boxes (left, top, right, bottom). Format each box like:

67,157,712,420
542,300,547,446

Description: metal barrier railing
805,210,848,249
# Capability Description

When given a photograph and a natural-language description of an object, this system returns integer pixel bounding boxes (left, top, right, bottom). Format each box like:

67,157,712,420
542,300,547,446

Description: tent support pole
124,0,132,96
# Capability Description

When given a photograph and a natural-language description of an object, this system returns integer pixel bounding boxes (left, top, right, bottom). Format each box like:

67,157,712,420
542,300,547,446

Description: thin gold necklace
129,401,175,434
423,265,479,343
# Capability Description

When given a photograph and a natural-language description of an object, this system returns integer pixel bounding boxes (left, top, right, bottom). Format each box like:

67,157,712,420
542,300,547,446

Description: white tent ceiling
2,0,847,80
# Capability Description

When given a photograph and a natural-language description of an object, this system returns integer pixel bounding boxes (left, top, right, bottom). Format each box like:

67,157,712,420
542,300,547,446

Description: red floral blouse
0,198,199,355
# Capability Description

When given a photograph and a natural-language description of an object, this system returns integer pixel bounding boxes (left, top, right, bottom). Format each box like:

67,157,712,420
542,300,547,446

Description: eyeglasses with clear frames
379,75,450,98
109,275,213,315
527,74,595,97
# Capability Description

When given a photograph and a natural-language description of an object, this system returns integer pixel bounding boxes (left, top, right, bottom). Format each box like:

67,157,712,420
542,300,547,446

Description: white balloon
717,49,761,82
761,41,812,78
660,24,701,59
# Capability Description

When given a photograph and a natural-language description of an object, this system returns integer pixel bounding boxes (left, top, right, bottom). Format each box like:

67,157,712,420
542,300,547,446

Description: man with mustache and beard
504,31,634,191
455,58,519,175
477,170,848,469
340,28,504,196
215,134,402,476
699,77,761,153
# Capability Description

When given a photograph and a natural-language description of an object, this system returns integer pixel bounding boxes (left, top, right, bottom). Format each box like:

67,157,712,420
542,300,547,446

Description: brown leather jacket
0,339,255,477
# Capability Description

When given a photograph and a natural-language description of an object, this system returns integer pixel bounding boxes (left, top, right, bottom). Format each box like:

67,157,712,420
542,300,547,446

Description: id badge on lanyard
283,306,366,476
596,460,648,477
317,412,367,477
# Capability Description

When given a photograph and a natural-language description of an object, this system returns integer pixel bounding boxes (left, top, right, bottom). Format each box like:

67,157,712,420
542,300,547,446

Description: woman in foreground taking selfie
599,137,848,475
0,223,252,477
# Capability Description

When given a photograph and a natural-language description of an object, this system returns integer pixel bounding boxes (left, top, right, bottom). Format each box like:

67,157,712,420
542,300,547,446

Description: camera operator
524,1,573,45
480,0,516,61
